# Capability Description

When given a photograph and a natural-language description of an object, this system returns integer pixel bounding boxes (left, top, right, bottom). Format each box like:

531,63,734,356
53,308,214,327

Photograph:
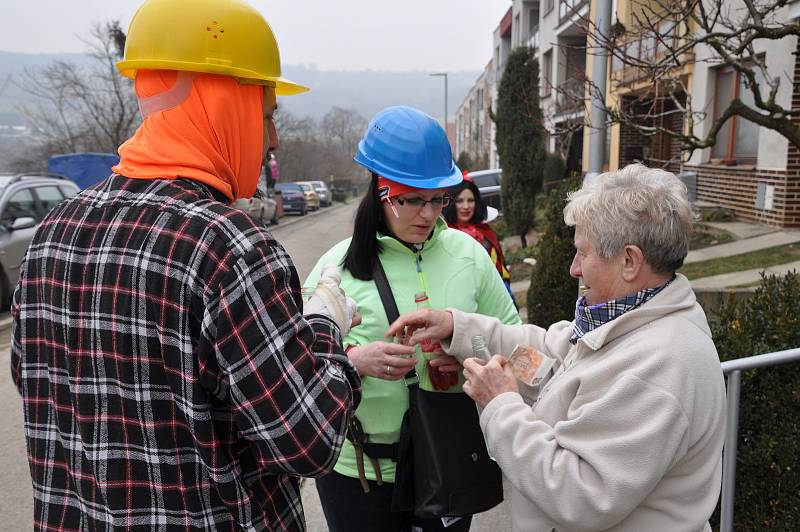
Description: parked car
231,186,278,225
309,180,332,207
0,173,80,308
468,168,503,211
296,182,321,211
275,182,308,215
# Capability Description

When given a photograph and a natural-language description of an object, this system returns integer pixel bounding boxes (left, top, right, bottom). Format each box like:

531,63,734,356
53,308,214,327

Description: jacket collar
576,274,709,351
377,217,448,254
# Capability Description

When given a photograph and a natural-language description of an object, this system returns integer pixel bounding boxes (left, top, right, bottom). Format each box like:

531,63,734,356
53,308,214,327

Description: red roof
500,7,512,38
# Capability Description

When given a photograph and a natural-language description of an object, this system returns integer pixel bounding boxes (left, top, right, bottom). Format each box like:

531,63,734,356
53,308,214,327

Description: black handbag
373,259,504,518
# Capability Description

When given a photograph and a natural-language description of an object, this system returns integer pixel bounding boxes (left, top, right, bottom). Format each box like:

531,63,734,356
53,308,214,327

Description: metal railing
559,0,588,25
719,347,800,532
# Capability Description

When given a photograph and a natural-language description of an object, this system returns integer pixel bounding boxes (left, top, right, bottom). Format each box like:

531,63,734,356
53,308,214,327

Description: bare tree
320,106,367,182
321,106,366,155
565,0,799,162
13,21,139,169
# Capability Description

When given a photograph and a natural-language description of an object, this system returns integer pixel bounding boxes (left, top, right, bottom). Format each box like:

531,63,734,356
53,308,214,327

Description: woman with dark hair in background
305,106,520,532
443,176,515,302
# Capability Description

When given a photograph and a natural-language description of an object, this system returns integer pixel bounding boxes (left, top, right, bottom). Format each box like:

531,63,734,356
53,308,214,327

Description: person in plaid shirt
9,0,361,530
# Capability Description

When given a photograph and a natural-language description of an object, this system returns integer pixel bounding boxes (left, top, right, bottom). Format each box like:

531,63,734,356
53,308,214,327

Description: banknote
508,344,555,387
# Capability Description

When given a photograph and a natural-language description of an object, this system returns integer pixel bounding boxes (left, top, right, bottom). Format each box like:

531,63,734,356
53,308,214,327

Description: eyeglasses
394,195,451,210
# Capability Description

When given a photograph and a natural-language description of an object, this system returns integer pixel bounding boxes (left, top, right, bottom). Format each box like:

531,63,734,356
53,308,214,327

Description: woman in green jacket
304,106,520,532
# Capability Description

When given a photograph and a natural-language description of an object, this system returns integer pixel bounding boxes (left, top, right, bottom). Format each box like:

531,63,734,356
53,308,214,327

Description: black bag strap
373,257,400,323
373,258,418,383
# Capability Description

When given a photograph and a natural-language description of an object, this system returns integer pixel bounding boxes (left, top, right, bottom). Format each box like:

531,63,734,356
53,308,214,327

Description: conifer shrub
494,47,546,247
710,271,800,530
525,179,580,327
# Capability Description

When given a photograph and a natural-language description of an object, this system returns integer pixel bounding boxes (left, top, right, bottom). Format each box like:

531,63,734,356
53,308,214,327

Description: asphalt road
0,202,513,531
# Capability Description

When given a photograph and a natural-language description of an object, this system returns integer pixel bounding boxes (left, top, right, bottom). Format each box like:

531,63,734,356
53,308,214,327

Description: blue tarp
47,152,119,190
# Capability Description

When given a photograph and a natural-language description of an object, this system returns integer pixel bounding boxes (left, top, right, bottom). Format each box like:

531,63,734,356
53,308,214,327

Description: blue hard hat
354,106,463,189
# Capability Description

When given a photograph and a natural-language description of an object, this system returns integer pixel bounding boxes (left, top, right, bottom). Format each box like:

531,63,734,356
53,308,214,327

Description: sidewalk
691,260,800,290
507,224,800,305
684,230,800,265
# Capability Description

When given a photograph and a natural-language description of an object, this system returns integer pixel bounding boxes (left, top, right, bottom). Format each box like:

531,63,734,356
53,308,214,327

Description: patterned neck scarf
571,275,675,344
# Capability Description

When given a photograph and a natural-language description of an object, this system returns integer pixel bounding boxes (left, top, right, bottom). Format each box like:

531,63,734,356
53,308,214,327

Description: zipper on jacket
412,243,429,295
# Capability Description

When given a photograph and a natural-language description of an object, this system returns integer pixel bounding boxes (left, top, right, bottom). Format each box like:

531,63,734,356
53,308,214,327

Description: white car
231,187,278,225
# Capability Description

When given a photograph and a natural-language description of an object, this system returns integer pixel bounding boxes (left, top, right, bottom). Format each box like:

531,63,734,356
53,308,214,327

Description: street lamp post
429,72,448,130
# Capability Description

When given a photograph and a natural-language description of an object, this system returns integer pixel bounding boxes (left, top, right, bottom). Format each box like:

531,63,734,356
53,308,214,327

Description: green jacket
304,218,521,482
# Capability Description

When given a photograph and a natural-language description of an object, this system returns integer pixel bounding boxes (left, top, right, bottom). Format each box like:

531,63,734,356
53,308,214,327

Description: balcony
557,0,589,34
555,77,585,115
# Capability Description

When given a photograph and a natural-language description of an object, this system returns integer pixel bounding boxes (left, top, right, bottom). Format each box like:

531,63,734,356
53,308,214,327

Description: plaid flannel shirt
10,175,360,531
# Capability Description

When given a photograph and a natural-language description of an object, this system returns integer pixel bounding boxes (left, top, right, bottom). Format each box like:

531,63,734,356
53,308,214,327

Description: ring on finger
385,364,391,376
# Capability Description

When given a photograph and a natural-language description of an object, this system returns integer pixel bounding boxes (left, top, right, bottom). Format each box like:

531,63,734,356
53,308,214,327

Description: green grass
679,243,800,280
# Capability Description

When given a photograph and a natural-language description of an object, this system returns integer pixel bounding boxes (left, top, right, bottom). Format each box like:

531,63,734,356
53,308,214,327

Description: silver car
468,169,503,211
309,180,332,207
0,173,80,308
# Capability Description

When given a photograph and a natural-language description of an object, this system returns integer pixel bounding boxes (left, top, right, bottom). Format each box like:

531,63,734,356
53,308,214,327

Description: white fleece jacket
444,275,726,532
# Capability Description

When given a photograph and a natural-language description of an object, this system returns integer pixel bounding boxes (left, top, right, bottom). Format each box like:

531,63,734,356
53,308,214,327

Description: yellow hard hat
117,0,308,96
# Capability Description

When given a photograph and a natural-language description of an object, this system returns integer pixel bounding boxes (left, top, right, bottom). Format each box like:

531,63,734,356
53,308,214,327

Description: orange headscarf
113,70,264,201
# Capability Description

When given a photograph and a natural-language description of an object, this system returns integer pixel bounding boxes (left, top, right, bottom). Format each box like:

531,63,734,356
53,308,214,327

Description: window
3,189,37,223
627,39,640,63
656,20,677,56
542,50,553,97
34,186,64,213
641,31,656,61
60,185,79,199
611,41,626,73
529,8,539,33
711,66,763,164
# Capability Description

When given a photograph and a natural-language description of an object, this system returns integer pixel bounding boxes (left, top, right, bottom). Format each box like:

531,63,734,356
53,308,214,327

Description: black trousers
315,470,473,532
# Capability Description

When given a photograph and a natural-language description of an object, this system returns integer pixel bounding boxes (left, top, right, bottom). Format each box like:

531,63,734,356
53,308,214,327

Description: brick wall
618,95,685,167
617,42,800,228
679,39,800,228
618,97,651,166
674,163,800,227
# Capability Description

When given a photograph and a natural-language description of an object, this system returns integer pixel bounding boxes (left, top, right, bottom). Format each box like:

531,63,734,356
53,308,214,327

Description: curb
269,201,351,232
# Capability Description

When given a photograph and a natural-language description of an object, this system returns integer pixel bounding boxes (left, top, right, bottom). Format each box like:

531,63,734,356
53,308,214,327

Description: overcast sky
0,0,511,72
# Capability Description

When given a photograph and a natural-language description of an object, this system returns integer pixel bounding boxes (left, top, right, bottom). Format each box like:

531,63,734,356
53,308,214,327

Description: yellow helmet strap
137,71,196,120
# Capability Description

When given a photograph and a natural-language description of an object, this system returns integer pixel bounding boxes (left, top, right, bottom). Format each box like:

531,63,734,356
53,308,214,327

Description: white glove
304,264,359,337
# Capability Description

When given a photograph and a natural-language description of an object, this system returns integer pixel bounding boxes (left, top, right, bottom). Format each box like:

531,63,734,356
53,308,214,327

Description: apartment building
603,0,800,227
456,0,588,175
458,0,800,227
455,60,493,169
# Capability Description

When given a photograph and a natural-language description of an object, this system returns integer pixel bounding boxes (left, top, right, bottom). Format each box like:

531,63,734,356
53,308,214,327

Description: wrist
444,310,455,340
345,344,364,376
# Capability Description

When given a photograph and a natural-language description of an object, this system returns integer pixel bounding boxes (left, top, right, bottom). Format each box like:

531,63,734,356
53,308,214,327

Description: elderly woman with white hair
388,164,727,532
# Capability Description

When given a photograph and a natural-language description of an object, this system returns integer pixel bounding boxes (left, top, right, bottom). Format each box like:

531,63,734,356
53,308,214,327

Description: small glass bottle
471,335,497,461
414,291,457,391
471,335,492,362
